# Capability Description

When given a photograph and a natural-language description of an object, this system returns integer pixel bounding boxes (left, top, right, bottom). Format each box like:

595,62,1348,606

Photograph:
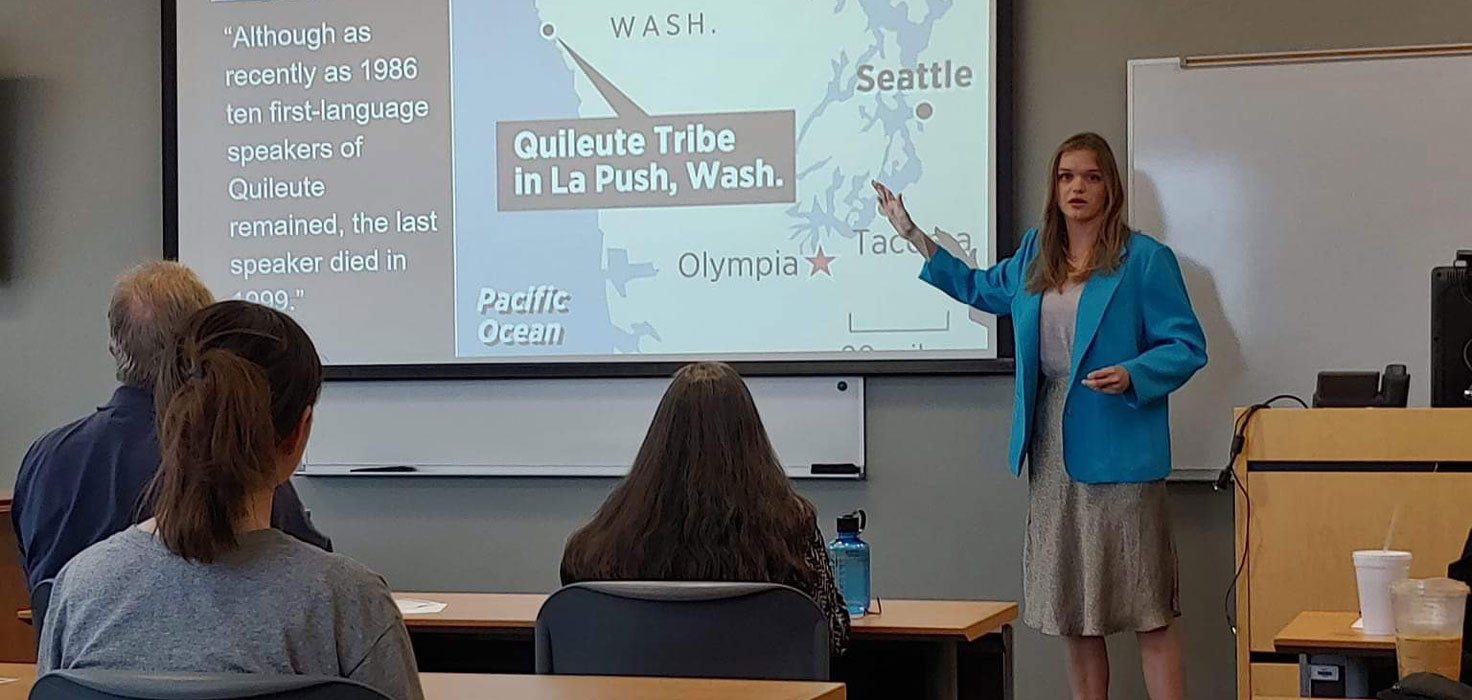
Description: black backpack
1379,673,1472,700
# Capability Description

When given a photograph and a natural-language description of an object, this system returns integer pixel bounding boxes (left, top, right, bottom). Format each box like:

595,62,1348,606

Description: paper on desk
396,598,447,615
0,677,17,684
1352,617,1364,630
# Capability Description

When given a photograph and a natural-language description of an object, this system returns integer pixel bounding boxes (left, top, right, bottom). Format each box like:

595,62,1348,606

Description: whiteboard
1128,52,1472,479
301,376,864,478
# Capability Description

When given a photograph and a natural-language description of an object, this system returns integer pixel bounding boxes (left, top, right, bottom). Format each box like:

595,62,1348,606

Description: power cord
1217,394,1308,635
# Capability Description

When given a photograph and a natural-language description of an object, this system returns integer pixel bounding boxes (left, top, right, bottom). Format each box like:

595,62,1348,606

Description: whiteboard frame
299,464,864,479
298,375,867,479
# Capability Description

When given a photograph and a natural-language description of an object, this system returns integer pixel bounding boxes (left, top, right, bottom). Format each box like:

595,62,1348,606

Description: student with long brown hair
873,133,1207,700
560,361,850,654
37,301,422,700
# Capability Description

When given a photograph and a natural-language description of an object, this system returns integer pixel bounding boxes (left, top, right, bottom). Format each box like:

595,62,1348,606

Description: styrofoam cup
1354,550,1413,636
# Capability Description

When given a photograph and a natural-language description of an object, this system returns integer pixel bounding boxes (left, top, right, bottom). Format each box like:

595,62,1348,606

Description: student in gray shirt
37,301,423,700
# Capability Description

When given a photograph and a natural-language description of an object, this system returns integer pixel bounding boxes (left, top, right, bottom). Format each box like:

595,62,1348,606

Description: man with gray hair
13,261,331,591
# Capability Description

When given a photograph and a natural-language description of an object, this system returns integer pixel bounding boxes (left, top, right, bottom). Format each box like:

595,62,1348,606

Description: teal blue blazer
921,229,1207,484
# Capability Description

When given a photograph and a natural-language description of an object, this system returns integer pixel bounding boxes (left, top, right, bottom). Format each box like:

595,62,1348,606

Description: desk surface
396,593,1017,643
0,667,842,700
1273,611,1395,653
0,663,34,700
422,673,844,699
23,594,1019,644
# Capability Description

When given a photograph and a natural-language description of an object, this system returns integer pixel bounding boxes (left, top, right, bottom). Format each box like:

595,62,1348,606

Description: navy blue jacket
12,385,331,590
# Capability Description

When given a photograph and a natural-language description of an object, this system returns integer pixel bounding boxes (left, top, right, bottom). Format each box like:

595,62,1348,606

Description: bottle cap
837,509,866,534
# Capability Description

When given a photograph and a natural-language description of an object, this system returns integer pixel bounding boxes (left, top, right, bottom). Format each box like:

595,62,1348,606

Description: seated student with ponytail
37,301,423,700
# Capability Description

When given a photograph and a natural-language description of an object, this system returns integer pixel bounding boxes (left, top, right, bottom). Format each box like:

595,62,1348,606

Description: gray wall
3,2,1468,698
0,1,164,462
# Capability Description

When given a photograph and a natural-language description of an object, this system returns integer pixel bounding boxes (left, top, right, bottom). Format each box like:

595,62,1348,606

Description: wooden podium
1234,408,1472,699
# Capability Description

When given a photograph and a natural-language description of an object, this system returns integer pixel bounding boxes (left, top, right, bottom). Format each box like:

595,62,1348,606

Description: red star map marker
806,247,836,276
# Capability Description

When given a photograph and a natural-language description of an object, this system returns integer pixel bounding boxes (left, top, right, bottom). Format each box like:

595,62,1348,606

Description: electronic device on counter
1313,364,1410,408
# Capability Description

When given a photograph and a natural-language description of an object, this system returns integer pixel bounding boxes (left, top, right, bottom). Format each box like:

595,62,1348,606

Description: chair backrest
535,581,829,681
31,579,53,644
29,670,390,700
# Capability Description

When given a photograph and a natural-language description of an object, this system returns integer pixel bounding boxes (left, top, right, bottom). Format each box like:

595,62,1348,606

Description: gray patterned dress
1021,281,1179,637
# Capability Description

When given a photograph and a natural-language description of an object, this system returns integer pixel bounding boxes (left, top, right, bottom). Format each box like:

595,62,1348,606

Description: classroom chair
535,581,830,681
29,670,390,700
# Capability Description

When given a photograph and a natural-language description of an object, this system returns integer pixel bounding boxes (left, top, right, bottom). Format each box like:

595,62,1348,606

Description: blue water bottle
828,510,870,618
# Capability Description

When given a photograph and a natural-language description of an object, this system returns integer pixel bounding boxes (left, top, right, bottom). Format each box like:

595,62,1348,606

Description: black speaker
1431,250,1472,407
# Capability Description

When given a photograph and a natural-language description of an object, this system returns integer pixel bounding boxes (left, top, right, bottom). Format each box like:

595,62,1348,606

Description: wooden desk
396,593,1016,642
397,593,1016,700
398,593,542,632
849,600,1016,643
0,662,35,700
421,673,843,699
1274,612,1395,655
1273,611,1399,698
0,666,842,700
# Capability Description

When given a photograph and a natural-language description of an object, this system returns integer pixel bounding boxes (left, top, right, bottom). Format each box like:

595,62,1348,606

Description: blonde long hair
1025,133,1131,294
